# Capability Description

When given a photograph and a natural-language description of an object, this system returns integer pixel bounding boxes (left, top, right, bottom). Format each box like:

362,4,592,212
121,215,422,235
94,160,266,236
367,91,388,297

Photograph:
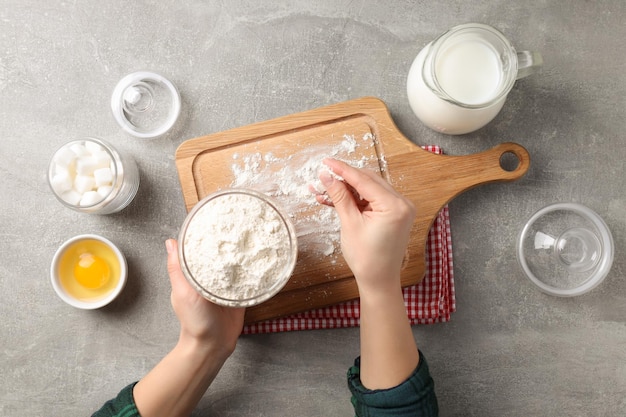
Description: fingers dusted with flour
316,160,362,220
315,158,416,295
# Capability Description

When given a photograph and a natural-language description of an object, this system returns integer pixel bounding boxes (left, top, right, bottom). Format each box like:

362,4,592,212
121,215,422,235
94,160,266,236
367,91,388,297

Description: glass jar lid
111,71,181,138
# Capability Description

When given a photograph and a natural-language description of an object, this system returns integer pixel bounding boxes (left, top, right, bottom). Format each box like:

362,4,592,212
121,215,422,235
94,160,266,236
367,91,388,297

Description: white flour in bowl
182,193,293,302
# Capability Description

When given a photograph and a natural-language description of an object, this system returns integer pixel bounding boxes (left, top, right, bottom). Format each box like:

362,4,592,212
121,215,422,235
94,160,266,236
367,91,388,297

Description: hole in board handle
499,151,521,172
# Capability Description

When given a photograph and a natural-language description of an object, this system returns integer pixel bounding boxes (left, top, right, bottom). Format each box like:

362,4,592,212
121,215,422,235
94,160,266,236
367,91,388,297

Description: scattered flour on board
182,193,292,304
229,133,382,258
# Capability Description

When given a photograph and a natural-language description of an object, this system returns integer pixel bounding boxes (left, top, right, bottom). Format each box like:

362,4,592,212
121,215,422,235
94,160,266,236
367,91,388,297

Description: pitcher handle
516,51,543,80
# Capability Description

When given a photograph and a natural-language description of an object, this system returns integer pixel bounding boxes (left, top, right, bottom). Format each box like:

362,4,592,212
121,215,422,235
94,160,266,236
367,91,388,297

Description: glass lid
111,71,181,138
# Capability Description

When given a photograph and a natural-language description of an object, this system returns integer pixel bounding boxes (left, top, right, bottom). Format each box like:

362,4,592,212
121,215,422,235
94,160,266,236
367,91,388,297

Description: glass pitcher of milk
407,23,542,135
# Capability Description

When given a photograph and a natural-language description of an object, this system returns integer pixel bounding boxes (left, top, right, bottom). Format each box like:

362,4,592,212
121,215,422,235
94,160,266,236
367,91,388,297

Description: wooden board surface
175,97,530,324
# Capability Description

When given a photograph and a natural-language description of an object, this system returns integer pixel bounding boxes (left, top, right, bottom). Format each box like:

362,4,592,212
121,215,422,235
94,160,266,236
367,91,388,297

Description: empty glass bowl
517,203,614,297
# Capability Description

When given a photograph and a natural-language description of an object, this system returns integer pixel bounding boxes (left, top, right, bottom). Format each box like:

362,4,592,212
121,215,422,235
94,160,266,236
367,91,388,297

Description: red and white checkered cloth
243,146,455,334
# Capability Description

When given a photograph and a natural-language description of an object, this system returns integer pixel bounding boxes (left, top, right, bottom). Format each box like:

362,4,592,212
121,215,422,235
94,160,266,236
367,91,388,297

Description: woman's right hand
315,158,416,297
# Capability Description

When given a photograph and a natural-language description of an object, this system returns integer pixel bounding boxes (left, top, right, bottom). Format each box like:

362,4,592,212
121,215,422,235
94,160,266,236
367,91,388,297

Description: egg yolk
74,252,110,289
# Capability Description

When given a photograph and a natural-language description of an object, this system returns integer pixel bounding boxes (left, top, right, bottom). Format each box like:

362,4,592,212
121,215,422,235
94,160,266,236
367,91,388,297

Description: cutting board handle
388,141,530,268
443,141,530,187
389,141,530,208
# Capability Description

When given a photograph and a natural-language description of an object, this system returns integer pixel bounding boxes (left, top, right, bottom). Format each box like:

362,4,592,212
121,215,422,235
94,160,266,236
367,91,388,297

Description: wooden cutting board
175,97,530,324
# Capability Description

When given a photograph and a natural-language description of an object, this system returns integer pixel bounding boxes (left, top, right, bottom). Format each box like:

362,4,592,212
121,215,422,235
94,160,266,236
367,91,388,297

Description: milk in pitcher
435,38,501,105
407,23,542,135
407,35,506,135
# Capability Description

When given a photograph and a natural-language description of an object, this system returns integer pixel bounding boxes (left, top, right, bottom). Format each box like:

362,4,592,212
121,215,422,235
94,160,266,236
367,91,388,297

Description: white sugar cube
92,151,112,169
84,141,104,154
53,147,77,167
54,161,74,178
97,185,113,198
61,190,82,206
79,191,103,206
50,172,73,194
69,143,89,158
93,167,113,186
76,157,98,176
74,175,96,193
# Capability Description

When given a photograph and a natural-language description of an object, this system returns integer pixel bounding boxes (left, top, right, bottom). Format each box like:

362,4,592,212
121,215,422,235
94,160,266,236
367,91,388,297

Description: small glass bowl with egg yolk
50,234,127,309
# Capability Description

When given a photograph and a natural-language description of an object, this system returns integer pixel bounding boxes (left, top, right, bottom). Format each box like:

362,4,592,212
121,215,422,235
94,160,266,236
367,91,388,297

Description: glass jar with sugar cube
47,138,140,214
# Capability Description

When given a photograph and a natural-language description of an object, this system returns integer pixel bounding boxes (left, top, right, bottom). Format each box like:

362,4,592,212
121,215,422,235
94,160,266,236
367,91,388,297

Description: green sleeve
91,382,140,417
348,350,439,416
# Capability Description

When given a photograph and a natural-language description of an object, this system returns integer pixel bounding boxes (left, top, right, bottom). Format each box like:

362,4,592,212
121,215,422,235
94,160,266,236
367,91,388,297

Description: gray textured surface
2,1,626,416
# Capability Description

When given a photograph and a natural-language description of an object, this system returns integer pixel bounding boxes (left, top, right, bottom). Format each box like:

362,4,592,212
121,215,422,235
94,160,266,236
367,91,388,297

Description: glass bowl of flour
178,189,298,307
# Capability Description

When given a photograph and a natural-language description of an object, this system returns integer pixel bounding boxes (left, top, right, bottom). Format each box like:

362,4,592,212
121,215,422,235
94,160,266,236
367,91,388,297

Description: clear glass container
178,189,298,307
48,137,140,214
517,203,614,297
111,71,181,138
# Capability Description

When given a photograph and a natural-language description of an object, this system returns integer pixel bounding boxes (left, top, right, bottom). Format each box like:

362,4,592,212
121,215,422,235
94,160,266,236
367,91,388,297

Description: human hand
166,239,245,358
129,240,246,416
314,159,416,296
